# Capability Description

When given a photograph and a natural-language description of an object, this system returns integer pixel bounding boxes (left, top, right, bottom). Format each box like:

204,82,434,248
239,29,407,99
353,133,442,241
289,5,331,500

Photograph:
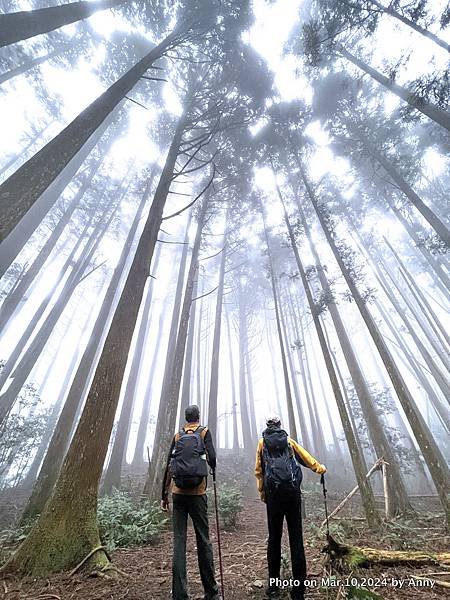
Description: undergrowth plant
217,484,243,530
97,489,168,551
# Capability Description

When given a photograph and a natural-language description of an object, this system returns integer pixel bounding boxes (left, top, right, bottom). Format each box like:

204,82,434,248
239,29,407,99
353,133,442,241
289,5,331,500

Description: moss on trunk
2,487,108,576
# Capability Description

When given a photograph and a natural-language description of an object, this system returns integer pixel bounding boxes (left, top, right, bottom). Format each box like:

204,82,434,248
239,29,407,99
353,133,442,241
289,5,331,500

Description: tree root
69,546,111,577
323,535,450,569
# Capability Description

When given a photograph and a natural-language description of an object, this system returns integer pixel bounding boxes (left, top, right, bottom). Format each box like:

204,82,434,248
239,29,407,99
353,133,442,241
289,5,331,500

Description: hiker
161,404,220,600
255,415,327,600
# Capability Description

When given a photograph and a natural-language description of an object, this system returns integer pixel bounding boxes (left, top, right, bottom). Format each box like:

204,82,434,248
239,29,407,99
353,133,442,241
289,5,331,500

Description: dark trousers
266,488,306,599
172,494,219,600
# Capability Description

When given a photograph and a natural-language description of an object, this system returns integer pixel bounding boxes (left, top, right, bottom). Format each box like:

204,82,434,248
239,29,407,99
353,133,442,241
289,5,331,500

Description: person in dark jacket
255,415,327,600
161,404,219,600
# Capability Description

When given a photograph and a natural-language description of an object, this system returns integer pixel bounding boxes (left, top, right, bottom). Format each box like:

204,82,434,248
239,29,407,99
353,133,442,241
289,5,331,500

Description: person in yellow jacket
255,416,326,600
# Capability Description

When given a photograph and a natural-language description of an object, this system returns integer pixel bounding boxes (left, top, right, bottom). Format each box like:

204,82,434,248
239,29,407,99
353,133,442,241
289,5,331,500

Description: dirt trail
1,497,448,599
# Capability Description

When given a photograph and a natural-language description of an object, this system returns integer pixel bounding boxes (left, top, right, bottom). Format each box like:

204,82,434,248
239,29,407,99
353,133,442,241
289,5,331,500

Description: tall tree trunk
0,189,123,425
300,169,450,525
102,231,162,493
237,281,254,455
280,287,321,452
20,179,152,522
196,273,205,414
207,228,227,446
245,349,258,444
261,206,298,441
21,315,89,490
0,155,104,330
131,304,167,468
0,50,58,85
368,0,450,53
179,262,199,426
0,123,50,179
374,296,450,433
0,114,116,278
384,236,450,353
4,114,188,575
264,313,284,419
0,0,125,48
296,193,412,515
278,190,380,527
338,46,450,133
353,131,450,246
375,261,450,418
225,305,239,450
0,220,91,395
0,24,191,243
144,195,208,502
389,204,450,298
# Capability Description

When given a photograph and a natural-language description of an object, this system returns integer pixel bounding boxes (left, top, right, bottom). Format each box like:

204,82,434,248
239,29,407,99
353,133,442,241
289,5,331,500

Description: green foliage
0,518,35,565
218,484,243,529
97,490,168,551
0,379,47,484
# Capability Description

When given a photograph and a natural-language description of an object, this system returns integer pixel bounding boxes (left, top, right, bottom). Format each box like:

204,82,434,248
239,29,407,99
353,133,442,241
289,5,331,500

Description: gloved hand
160,498,169,512
317,464,327,475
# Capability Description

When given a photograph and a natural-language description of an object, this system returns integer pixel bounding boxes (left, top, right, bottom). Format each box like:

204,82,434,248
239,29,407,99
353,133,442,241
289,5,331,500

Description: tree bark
3,114,187,576
179,262,199,426
20,179,152,522
102,222,162,493
0,25,189,243
0,0,125,48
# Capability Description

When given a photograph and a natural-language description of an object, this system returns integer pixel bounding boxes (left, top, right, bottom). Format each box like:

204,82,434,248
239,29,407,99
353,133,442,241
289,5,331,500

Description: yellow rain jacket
254,436,326,501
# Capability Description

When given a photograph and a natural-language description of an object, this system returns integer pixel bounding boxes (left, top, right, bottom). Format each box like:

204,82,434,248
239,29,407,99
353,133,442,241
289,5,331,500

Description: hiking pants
266,488,306,599
172,493,219,600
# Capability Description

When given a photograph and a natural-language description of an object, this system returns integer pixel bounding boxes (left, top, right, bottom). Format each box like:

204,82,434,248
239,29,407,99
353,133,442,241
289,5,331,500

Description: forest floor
1,492,449,600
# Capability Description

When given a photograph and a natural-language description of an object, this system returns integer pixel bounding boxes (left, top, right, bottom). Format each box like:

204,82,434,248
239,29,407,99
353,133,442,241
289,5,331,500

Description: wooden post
320,457,384,527
381,460,390,520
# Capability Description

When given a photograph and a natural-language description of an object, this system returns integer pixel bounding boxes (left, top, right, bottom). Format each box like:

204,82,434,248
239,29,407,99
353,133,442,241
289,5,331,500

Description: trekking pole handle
320,473,327,497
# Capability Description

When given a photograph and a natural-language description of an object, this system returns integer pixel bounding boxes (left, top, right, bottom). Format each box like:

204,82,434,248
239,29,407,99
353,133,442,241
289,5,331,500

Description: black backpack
262,428,302,493
170,426,208,489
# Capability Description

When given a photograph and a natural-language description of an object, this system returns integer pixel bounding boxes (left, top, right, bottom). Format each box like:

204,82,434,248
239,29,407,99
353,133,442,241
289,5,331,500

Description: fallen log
323,535,450,569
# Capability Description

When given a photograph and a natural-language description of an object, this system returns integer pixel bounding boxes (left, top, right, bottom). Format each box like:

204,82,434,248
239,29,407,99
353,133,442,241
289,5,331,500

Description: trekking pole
212,469,225,600
320,473,330,541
